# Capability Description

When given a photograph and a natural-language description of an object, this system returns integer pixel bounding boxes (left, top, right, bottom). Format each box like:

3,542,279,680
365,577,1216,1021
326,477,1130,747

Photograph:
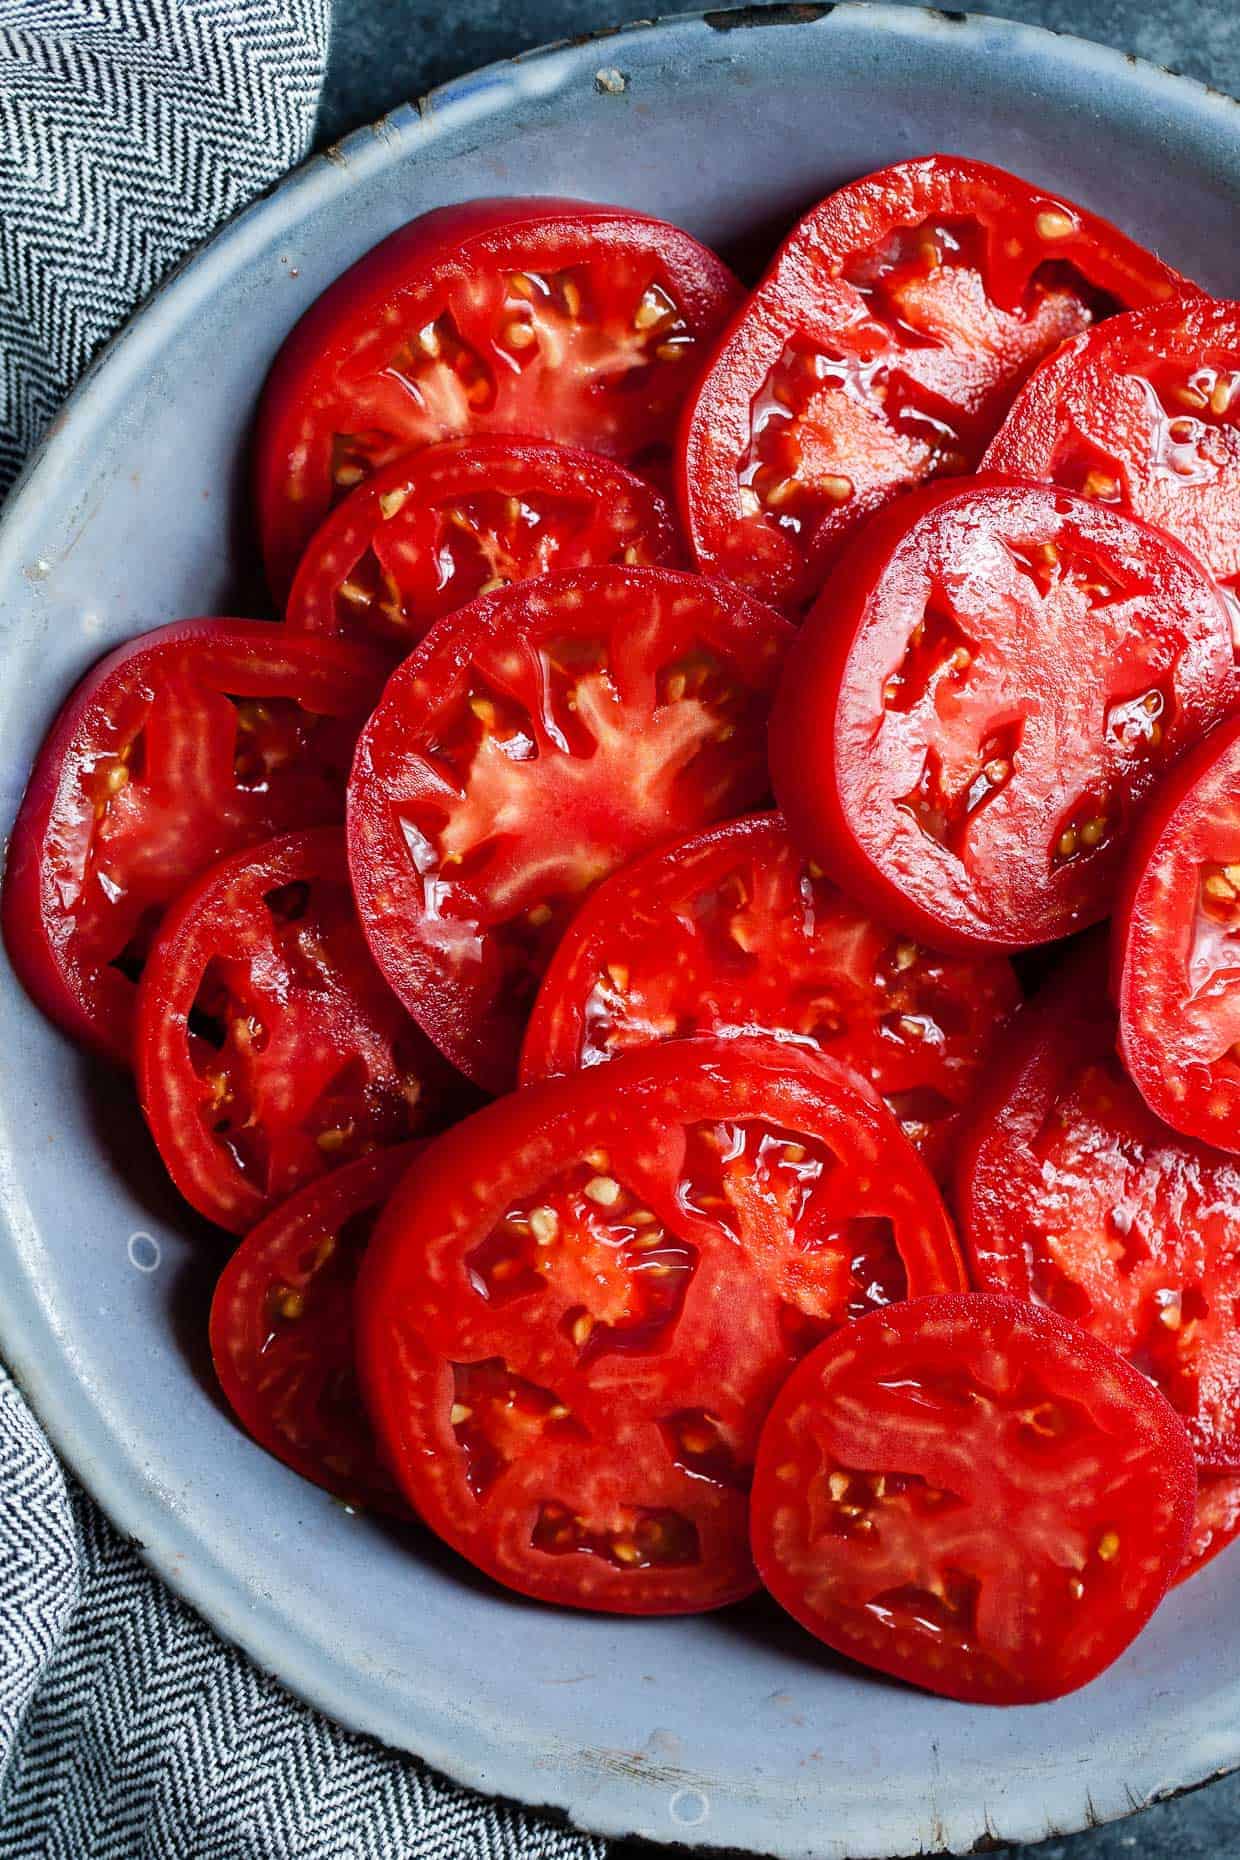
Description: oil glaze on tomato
356,1037,965,1613
680,155,1196,614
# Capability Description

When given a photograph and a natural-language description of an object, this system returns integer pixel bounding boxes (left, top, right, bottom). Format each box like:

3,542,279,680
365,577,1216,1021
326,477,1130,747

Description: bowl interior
3,9,1240,1856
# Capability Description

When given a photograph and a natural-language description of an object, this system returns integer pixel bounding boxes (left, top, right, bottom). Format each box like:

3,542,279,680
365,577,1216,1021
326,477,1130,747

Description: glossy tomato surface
136,828,463,1234
1,621,388,1066
750,1292,1195,1704
285,437,682,656
957,939,1240,1469
985,298,1240,629
210,1143,422,1514
1179,1473,1240,1584
348,566,792,1092
521,810,1020,1180
679,154,1195,615
1115,712,1240,1150
770,477,1234,952
356,1036,965,1614
256,198,741,597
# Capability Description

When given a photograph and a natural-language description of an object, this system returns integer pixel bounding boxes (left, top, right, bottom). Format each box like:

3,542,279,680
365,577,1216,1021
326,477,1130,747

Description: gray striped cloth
0,8,603,1856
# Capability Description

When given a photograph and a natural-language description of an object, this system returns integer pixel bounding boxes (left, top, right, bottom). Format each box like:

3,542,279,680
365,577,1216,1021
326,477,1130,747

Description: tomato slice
347,566,792,1092
957,938,1240,1469
520,810,1020,1180
135,828,465,1233
255,198,741,598
750,1292,1195,1705
1,620,388,1066
984,298,1240,636
210,1143,422,1514
355,1036,966,1614
1179,1472,1240,1584
285,437,683,657
1115,713,1240,1150
770,477,1234,952
679,155,1197,615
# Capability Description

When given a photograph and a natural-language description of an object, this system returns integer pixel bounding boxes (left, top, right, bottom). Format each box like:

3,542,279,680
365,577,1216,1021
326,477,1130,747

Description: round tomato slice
1115,713,1240,1150
1179,1472,1240,1584
520,810,1019,1180
957,937,1240,1469
679,154,1196,615
255,198,741,598
750,1292,1195,1705
135,828,464,1234
210,1143,422,1514
985,298,1240,633
770,477,1234,952
355,1035,966,1614
1,620,388,1066
347,566,792,1092
285,437,682,657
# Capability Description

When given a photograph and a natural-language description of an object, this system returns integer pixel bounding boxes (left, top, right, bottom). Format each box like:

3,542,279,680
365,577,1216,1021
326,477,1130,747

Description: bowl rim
4,5,1240,1853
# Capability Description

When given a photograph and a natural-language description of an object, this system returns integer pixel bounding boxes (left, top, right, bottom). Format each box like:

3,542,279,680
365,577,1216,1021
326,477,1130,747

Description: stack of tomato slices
12,157,1240,1708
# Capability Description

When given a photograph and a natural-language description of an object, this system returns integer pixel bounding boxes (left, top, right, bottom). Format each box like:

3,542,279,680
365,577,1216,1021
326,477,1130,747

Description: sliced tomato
1179,1473,1240,1584
347,566,792,1092
957,938,1240,1470
135,828,465,1234
255,198,741,598
210,1143,422,1513
355,1036,966,1614
1115,713,1240,1150
1,620,388,1066
750,1292,1195,1704
984,298,1240,635
285,437,682,656
679,154,1197,615
520,810,1019,1180
770,478,1234,952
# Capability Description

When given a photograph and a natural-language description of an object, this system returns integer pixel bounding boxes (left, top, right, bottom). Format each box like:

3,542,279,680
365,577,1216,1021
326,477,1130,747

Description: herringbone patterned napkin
0,8,605,1857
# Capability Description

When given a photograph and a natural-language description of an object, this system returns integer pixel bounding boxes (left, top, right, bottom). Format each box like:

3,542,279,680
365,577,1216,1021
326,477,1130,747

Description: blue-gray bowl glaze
2,8,1239,1854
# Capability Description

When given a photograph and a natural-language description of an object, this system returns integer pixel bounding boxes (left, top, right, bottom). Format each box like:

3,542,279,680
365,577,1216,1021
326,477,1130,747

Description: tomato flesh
136,828,464,1233
985,298,1240,638
347,566,792,1092
285,436,682,656
256,198,741,597
210,1143,422,1513
521,811,1019,1180
1115,712,1240,1150
750,1292,1194,1704
679,155,1197,614
1179,1472,1240,1584
958,939,1240,1469
355,1036,966,1613
1,621,388,1065
770,477,1235,951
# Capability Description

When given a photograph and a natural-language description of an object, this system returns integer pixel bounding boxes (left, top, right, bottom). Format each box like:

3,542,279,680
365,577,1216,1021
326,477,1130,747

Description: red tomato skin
750,1291,1196,1704
356,1035,966,1615
135,828,458,1235
1,620,388,1067
210,1142,422,1515
678,154,1199,616
347,565,793,1093
957,936,1240,1469
984,297,1240,612
769,475,1235,953
255,198,741,599
285,436,684,654
1114,711,1240,1149
519,808,1021,1180
1178,1472,1240,1584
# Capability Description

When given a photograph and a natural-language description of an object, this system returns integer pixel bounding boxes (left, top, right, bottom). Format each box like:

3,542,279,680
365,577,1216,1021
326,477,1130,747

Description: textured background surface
317,4,1240,1856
